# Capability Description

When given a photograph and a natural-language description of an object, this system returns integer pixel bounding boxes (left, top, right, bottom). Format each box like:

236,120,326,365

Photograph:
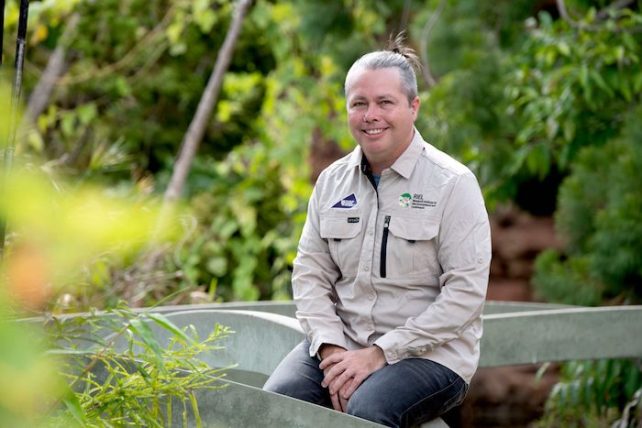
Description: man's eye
380,100,393,105
352,102,366,107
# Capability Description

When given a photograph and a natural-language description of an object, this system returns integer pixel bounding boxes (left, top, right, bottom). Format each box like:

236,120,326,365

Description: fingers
340,374,364,399
330,392,344,412
321,359,346,388
321,347,387,413
329,378,357,414
339,394,349,412
319,352,342,370
327,369,359,411
327,367,353,395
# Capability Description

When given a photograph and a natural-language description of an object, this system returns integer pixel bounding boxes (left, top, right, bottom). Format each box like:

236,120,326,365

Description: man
264,37,491,428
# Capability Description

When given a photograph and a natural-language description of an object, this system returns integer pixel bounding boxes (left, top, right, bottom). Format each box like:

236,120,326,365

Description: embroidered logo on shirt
399,193,412,207
400,193,438,209
332,193,357,208
347,217,360,224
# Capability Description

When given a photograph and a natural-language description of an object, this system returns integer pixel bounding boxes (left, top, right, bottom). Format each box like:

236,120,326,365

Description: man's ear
410,96,420,119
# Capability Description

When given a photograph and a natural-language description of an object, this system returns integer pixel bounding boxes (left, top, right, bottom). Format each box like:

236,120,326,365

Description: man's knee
263,367,330,407
347,390,394,426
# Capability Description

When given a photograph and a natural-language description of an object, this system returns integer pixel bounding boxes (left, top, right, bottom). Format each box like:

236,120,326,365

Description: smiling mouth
363,128,387,135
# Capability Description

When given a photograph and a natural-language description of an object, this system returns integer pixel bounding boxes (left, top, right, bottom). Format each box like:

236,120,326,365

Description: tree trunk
163,0,253,203
24,13,80,125
131,0,253,305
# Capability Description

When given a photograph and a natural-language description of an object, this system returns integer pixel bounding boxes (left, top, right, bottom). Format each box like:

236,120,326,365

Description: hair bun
386,31,422,72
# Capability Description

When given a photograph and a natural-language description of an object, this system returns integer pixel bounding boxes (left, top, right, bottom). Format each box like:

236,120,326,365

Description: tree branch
129,0,253,304
59,5,176,86
557,0,636,30
163,0,253,203
419,0,446,89
24,13,80,125
596,0,635,21
399,0,412,33
556,0,579,26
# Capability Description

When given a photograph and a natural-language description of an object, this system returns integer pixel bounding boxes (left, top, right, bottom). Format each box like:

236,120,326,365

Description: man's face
346,67,419,173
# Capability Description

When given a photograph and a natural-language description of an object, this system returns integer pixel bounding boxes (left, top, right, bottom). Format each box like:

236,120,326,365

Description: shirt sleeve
374,171,491,363
292,182,349,357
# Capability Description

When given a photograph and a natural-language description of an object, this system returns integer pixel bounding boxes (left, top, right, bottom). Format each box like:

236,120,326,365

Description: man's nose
363,105,379,122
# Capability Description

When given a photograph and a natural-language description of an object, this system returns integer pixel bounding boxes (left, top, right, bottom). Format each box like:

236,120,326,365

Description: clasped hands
318,344,386,412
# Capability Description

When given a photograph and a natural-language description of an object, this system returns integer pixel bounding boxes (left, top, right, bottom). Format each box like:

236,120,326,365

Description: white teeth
365,128,385,135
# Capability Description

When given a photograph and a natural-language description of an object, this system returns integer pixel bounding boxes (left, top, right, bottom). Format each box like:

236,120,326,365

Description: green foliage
46,304,232,427
152,0,389,303
7,0,274,187
5,0,642,312
536,359,642,427
499,8,642,176
419,2,642,208
0,162,182,313
533,106,642,305
169,143,305,301
533,250,602,306
0,310,63,427
533,105,642,427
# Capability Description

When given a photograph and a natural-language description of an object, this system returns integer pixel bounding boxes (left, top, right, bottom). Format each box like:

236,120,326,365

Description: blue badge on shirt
332,193,357,208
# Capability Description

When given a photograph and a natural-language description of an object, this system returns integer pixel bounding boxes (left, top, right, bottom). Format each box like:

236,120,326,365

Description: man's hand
318,344,348,411
318,344,346,361
319,346,386,409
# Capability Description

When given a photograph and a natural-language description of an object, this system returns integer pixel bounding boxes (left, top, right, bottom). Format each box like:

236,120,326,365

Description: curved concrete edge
144,300,573,317
37,303,640,428
482,300,573,314
56,352,386,428
480,305,642,366
19,299,576,326
43,304,642,371
174,379,386,428
151,301,299,318
165,308,303,333
164,309,304,376
102,309,305,378
178,379,448,428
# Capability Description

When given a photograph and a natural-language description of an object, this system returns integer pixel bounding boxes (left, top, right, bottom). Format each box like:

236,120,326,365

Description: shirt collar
390,129,425,179
347,145,363,169
347,128,426,179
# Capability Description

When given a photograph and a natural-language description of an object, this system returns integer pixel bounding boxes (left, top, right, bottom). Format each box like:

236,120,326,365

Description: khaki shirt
292,130,491,383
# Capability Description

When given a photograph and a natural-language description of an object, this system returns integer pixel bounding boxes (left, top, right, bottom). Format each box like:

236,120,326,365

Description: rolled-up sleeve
292,182,348,357
374,171,491,363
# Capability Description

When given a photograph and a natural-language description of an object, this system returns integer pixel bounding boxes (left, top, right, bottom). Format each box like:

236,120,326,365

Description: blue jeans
263,340,468,428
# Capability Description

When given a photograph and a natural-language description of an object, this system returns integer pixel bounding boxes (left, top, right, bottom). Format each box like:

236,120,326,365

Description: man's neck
369,162,388,175
379,129,416,173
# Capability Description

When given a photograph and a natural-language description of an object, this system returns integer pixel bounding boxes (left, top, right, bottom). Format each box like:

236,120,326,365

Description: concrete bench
47,302,642,427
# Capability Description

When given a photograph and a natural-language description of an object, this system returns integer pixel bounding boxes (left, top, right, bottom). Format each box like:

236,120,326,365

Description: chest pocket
320,213,363,278
386,216,441,278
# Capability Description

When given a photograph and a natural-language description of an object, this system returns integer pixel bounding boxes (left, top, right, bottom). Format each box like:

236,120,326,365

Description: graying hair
345,33,422,103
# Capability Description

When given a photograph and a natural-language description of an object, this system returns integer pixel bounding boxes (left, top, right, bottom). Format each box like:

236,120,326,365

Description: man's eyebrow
350,94,397,101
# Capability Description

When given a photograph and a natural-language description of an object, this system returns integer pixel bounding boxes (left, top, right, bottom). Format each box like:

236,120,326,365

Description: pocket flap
389,217,439,241
320,215,362,239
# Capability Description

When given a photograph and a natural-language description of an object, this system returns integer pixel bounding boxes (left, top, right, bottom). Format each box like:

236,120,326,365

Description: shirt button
364,265,370,271
368,230,374,236
368,293,375,300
